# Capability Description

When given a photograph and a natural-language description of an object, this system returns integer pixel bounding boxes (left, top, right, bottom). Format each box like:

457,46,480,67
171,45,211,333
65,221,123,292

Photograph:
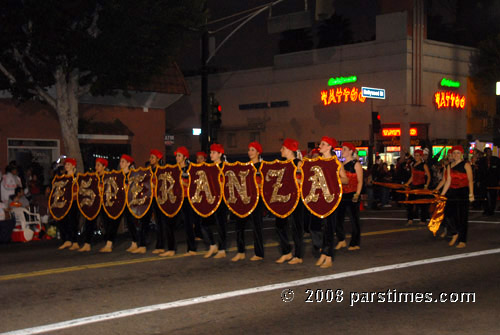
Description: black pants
481,185,497,215
446,187,469,243
235,200,265,257
310,214,324,252
59,203,79,243
177,200,196,252
102,209,139,244
139,202,167,249
201,204,228,250
336,193,361,247
407,185,429,222
321,213,336,258
275,202,304,258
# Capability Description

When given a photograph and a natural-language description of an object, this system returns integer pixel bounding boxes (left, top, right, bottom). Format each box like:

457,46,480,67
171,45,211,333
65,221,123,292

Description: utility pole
200,28,209,152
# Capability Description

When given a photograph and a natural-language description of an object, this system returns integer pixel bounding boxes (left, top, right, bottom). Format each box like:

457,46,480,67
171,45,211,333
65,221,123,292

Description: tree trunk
55,67,84,172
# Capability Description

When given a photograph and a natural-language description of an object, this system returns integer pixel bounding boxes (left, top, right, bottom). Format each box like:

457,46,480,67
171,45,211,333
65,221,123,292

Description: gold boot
152,249,165,254
288,257,303,265
213,250,227,259
456,242,466,248
335,240,347,250
159,250,176,257
315,254,326,266
99,241,113,253
78,243,91,252
204,245,218,258
250,255,263,261
449,234,458,246
231,253,245,262
126,242,138,252
320,256,333,269
69,242,80,250
58,241,72,250
276,253,292,264
131,246,146,254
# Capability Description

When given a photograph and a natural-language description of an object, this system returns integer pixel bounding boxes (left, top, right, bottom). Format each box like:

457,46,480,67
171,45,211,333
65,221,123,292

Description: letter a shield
300,156,342,218
187,163,223,218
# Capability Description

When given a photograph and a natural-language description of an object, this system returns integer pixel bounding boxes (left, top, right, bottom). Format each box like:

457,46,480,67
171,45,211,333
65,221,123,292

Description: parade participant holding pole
440,146,474,248
275,138,305,265
231,141,265,262
159,146,197,257
335,142,363,251
404,149,431,225
57,158,80,250
78,157,107,252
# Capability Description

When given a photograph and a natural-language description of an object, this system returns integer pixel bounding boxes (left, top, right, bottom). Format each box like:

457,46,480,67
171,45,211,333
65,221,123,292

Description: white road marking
3,248,500,335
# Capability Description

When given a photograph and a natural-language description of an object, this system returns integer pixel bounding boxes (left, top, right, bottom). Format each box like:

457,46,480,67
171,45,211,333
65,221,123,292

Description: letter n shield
155,165,184,218
187,163,223,218
126,167,154,219
260,160,300,218
300,157,342,218
76,172,102,221
102,170,127,220
49,175,75,220
222,162,259,218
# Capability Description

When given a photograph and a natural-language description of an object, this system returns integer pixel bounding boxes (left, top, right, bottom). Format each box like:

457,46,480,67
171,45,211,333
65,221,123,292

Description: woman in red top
441,146,474,248
404,149,431,225
159,146,197,257
57,158,80,251
231,141,265,262
335,142,363,251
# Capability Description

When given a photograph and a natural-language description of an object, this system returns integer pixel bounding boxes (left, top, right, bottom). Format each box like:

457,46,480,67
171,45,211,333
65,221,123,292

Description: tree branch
0,62,17,84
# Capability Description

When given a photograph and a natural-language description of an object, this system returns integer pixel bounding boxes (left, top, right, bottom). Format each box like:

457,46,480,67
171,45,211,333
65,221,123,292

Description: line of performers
403,146,474,249
54,137,363,269
52,140,474,270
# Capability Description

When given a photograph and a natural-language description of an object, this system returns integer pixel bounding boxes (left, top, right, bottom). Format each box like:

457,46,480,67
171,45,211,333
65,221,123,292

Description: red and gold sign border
76,172,102,221
300,156,343,219
126,166,154,219
259,159,300,219
222,161,260,219
155,164,184,218
48,174,75,221
102,170,127,220
187,162,223,218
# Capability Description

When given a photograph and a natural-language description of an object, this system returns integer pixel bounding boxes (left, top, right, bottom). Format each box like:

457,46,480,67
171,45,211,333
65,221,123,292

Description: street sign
361,87,386,100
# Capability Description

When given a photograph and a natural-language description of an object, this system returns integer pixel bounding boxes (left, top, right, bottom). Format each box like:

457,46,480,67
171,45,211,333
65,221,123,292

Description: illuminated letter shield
155,165,184,218
222,162,259,218
187,163,223,218
49,175,74,220
76,173,102,221
300,157,342,218
102,170,127,220
260,160,300,218
126,167,154,219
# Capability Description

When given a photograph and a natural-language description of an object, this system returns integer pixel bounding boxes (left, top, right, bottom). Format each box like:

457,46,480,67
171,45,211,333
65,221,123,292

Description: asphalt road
1,207,499,335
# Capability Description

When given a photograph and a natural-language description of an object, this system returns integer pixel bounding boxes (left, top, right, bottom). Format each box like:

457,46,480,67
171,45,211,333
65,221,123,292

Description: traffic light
372,112,381,133
209,93,222,128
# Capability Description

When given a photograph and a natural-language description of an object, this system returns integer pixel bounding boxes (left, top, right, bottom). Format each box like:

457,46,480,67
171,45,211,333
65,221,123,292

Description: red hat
342,142,356,152
283,138,299,152
414,149,424,155
96,158,108,167
210,143,224,154
150,149,163,160
64,158,77,167
451,145,464,154
196,151,207,158
121,154,134,163
174,146,189,158
248,141,263,154
321,136,338,148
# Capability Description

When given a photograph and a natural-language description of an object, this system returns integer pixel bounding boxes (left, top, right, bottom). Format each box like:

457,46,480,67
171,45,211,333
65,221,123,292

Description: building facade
167,11,482,164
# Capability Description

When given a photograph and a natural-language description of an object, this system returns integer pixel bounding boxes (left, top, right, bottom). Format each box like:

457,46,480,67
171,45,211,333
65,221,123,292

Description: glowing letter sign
328,76,357,86
440,78,460,88
434,91,466,110
382,128,418,137
320,87,366,106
